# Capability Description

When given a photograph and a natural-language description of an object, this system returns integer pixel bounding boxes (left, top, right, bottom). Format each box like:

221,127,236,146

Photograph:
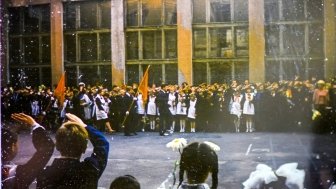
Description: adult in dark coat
119,88,137,136
156,84,171,136
2,113,55,189
36,113,109,189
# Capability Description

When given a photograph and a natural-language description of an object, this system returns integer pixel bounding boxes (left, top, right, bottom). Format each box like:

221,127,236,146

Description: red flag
138,66,150,103
54,72,66,105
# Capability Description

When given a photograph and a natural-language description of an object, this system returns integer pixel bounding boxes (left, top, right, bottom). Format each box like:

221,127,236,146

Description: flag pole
121,65,150,128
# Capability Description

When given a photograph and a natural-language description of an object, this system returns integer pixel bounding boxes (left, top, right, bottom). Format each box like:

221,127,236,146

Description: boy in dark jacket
2,113,55,189
36,113,109,189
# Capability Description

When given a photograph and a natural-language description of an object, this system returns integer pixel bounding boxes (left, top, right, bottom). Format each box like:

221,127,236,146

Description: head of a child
1,128,18,162
110,175,140,189
179,142,218,188
56,122,89,159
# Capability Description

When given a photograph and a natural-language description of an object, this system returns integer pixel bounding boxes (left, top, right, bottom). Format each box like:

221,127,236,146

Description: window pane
100,65,112,88
209,28,233,58
282,60,305,80
234,62,248,81
127,64,139,85
79,33,97,61
127,0,139,26
282,0,304,21
193,29,207,58
165,30,177,58
210,62,231,83
142,0,162,26
10,68,39,87
41,67,51,87
40,5,50,32
193,63,207,85
80,2,97,29
308,60,324,79
210,0,230,22
265,0,279,22
41,36,51,64
235,28,248,56
165,0,177,25
63,3,76,30
126,32,139,60
100,33,111,61
65,66,78,87
265,60,280,82
142,64,162,86
309,24,323,56
193,0,206,23
9,38,22,64
283,25,305,55
265,26,280,55
24,6,40,33
24,37,39,64
143,31,162,59
8,7,22,34
165,64,178,84
307,0,323,20
65,34,76,63
100,1,111,28
79,66,99,86
234,0,248,21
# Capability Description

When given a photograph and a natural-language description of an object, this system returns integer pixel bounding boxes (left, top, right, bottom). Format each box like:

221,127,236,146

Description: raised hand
65,113,87,127
11,113,37,127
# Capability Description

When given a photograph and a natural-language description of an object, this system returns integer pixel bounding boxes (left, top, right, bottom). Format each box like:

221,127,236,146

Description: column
248,0,265,83
50,0,64,86
111,0,125,85
177,0,193,85
324,0,336,79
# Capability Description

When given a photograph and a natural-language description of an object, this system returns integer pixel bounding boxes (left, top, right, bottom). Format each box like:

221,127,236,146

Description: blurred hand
65,113,87,127
11,113,37,127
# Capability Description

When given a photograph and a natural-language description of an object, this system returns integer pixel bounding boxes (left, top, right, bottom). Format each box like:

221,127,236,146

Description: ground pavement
12,131,336,189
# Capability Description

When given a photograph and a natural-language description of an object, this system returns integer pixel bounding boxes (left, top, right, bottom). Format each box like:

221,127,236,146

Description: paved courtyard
13,131,336,189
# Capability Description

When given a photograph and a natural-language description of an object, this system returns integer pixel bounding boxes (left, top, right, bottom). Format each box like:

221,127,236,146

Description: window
143,31,162,59
165,64,178,84
127,0,139,26
209,28,233,58
126,32,139,60
210,62,231,83
282,0,304,21
265,0,279,22
193,29,207,58
265,26,280,55
64,34,76,62
165,0,177,25
210,0,231,22
142,0,162,26
126,0,177,84
80,2,97,29
8,5,51,85
309,24,323,56
165,30,177,58
235,27,248,56
79,34,98,61
193,63,207,85
63,1,111,86
233,0,248,21
282,25,305,55
193,0,206,23
265,60,280,82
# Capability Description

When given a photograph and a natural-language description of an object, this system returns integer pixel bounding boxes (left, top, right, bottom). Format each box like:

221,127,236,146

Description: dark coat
36,125,109,189
2,126,55,189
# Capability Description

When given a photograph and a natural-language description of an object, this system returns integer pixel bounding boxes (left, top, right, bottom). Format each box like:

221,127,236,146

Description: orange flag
138,66,150,103
54,72,66,105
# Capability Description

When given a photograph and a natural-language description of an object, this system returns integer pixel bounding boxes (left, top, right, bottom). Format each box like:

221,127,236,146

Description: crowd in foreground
2,77,336,135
